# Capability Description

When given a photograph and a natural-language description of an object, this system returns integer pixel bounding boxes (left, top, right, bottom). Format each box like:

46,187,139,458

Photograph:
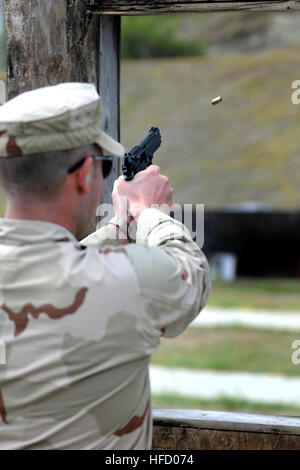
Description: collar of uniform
0,218,77,245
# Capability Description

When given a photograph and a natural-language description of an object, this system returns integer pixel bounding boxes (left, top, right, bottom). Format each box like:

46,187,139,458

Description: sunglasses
67,155,113,179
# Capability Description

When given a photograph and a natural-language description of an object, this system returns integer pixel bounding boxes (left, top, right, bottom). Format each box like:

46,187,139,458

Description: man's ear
75,156,93,195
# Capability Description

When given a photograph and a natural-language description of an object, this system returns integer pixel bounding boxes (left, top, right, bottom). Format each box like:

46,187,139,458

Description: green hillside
121,11,300,58
120,47,300,209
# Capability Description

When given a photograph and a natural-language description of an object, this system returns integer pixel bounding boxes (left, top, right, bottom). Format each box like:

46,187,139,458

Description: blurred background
0,0,5,216
120,12,300,416
0,5,299,416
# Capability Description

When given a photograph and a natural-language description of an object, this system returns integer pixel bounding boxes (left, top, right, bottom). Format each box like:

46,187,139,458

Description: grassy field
152,393,300,417
207,278,300,310
151,327,300,376
0,187,4,216
121,47,300,209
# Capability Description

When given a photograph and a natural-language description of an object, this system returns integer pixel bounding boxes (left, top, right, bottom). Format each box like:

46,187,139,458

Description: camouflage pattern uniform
0,84,211,449
0,209,210,449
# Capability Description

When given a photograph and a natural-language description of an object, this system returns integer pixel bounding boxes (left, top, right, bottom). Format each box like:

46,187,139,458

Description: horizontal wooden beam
153,409,300,435
87,1,300,15
152,409,300,450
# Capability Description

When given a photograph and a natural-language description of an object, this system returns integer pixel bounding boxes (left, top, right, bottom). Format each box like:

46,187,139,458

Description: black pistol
122,127,161,181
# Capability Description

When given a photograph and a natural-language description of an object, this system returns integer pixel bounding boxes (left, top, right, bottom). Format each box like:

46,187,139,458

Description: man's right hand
112,165,174,220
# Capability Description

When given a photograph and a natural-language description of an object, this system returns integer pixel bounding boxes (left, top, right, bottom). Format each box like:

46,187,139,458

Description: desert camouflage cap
0,82,125,158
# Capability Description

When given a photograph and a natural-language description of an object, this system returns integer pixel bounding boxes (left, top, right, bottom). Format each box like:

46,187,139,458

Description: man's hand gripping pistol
110,127,164,240
122,127,161,181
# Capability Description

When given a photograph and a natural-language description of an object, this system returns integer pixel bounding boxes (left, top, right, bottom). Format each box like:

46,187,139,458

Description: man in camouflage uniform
0,83,210,449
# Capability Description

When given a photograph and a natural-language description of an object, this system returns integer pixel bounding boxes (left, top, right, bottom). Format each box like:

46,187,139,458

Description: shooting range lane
150,306,300,406
150,365,300,406
191,307,300,332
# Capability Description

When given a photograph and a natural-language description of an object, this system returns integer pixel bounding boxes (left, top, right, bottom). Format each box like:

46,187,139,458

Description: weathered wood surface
153,409,300,435
87,0,300,15
153,426,300,450
5,0,99,99
98,15,121,208
5,1,121,207
152,409,300,450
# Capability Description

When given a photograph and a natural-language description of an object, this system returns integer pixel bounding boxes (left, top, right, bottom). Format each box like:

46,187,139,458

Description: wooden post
98,15,121,207
4,1,120,215
5,1,99,98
